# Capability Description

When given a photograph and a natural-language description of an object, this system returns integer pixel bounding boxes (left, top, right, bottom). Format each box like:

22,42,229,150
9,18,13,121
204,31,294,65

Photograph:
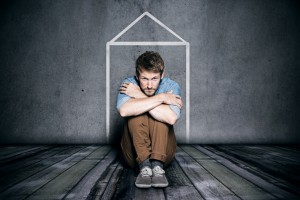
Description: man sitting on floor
117,51,183,188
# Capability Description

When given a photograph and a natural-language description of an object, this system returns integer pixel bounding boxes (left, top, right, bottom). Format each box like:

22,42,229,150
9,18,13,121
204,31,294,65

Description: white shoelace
141,167,152,177
152,166,165,176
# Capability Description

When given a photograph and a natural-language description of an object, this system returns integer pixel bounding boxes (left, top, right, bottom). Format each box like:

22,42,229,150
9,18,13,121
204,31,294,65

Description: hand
119,82,145,98
161,90,183,108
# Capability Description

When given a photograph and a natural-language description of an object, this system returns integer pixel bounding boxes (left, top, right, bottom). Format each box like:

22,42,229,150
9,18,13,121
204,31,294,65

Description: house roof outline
106,12,190,144
108,11,188,45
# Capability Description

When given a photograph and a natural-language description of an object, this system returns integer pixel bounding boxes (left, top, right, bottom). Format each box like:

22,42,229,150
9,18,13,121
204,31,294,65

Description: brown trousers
120,113,177,169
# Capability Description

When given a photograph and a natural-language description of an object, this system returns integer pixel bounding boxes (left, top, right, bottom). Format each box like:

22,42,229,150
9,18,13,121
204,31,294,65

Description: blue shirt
116,76,181,119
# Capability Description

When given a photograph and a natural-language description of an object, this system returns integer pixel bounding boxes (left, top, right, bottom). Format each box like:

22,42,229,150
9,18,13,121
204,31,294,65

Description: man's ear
161,72,165,79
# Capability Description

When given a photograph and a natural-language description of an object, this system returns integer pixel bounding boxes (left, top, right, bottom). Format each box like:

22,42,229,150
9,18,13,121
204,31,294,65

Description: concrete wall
0,0,299,144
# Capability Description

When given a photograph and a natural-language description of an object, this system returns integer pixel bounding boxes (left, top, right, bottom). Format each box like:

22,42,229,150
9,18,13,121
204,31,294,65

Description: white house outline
106,11,190,143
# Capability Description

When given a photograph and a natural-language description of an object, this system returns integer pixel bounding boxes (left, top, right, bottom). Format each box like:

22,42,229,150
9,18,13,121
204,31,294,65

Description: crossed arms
118,83,183,125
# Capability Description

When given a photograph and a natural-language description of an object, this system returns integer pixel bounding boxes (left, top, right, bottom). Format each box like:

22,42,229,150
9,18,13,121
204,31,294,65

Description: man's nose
147,80,152,88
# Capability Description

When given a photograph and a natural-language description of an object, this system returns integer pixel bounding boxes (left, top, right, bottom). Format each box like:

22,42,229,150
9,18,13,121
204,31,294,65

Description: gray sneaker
135,166,152,188
151,166,169,188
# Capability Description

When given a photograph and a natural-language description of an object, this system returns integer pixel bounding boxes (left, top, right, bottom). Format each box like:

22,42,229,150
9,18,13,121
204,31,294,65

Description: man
117,51,183,188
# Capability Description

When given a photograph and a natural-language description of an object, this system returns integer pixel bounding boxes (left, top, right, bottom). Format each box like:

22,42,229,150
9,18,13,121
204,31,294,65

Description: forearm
119,94,164,117
148,104,178,125
119,83,182,122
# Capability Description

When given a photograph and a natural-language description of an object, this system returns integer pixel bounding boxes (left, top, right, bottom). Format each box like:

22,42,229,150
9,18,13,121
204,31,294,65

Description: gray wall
0,0,299,144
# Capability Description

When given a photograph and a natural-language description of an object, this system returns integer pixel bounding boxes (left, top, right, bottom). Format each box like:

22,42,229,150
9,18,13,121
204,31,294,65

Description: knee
128,114,149,127
149,117,170,131
155,119,169,128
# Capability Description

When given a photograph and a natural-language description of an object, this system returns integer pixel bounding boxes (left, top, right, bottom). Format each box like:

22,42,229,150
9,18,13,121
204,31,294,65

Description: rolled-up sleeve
170,105,180,119
116,77,137,112
116,93,131,111
168,82,181,119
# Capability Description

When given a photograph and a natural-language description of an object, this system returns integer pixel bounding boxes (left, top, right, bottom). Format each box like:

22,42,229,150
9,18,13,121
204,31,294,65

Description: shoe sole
151,183,168,188
135,183,152,188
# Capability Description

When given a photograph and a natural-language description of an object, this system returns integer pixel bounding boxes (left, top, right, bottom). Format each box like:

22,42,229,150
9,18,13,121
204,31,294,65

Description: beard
142,88,156,96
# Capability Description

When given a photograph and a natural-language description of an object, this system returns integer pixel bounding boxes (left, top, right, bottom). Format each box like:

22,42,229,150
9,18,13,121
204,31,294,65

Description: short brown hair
136,51,164,76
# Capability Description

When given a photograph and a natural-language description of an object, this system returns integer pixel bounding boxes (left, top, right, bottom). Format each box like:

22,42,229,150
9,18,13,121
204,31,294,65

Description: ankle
139,158,151,170
151,159,164,169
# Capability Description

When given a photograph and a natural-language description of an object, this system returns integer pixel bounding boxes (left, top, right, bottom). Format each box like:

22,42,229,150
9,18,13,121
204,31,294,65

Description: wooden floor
0,145,299,200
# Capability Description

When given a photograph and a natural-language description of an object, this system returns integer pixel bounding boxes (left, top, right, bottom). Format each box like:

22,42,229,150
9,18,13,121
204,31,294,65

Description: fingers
120,82,129,88
119,87,126,94
119,82,130,89
169,94,183,108
172,94,182,107
163,92,183,108
176,96,183,108
119,82,128,94
175,98,183,108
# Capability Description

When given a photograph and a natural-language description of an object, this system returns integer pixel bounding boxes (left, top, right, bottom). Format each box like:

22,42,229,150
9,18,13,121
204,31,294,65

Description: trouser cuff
150,152,166,163
136,153,151,165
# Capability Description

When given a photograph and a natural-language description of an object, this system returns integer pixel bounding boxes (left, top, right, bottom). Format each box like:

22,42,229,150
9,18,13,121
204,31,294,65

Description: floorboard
111,166,136,200
176,147,240,200
204,145,300,196
0,146,97,199
0,146,70,180
182,145,276,200
0,145,299,200
98,163,123,200
0,146,38,159
0,146,86,194
198,145,299,199
65,147,118,200
0,146,51,164
26,146,109,200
